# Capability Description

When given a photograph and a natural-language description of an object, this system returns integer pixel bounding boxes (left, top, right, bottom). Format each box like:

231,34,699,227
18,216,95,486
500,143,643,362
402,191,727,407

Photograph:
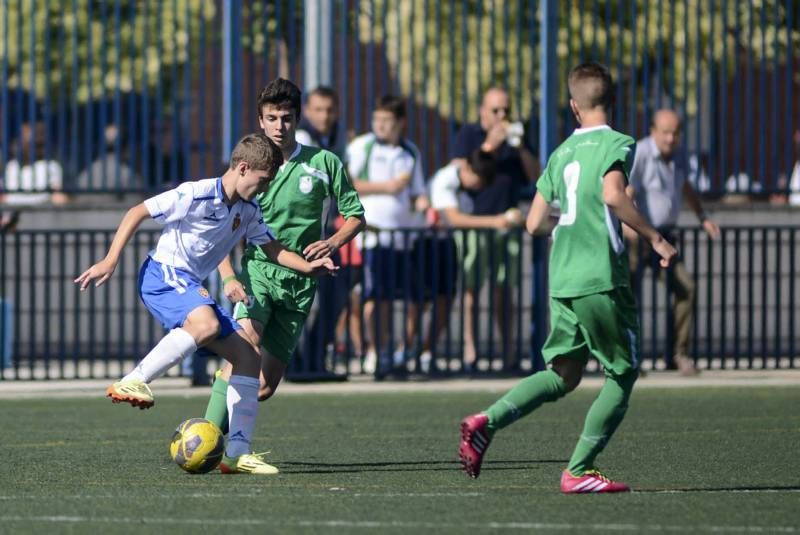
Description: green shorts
457,229,520,289
542,286,640,376
233,258,316,363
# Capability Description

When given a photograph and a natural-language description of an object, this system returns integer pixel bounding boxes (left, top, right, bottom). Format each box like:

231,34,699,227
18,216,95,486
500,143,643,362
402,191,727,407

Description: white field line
0,515,797,532
1,489,798,502
0,491,483,500
1,370,799,400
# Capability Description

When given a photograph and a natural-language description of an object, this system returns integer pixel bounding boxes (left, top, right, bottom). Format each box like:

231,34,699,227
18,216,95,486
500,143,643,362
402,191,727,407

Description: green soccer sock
566,370,637,476
204,374,229,435
484,369,567,432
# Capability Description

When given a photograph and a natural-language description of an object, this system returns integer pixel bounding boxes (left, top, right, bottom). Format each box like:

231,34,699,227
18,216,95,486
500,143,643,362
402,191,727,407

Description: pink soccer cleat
458,413,492,478
560,469,631,493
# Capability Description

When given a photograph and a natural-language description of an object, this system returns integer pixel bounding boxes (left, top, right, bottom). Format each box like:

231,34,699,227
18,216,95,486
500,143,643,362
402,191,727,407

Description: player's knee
193,319,221,345
552,360,583,393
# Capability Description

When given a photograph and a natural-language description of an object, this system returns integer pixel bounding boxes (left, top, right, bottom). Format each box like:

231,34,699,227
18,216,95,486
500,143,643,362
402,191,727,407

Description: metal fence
0,1,798,197
1,225,798,381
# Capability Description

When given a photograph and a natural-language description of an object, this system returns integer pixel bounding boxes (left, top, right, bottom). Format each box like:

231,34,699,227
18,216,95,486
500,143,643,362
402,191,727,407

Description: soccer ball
169,418,225,474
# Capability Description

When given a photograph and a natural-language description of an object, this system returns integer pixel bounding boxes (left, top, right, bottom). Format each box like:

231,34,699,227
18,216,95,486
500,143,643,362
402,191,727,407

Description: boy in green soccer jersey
459,62,677,493
203,79,365,454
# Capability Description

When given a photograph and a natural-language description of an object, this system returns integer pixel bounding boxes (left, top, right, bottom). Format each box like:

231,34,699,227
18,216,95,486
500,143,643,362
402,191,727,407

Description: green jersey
536,125,635,298
245,143,364,271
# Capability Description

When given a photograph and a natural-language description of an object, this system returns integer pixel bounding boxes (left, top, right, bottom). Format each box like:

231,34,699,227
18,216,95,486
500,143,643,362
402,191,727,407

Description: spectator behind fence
75,123,142,193
1,121,69,206
136,120,188,189
787,129,800,206
0,205,18,371
347,95,426,377
424,151,510,373
451,87,537,371
296,86,351,367
452,86,539,212
627,109,721,376
295,86,345,157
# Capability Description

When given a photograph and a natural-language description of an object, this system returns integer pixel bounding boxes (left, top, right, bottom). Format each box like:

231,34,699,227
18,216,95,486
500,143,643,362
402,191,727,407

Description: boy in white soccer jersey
458,63,677,492
75,133,337,475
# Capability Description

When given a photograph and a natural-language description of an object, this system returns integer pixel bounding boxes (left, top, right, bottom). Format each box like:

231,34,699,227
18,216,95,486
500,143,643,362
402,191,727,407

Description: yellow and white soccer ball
169,418,224,474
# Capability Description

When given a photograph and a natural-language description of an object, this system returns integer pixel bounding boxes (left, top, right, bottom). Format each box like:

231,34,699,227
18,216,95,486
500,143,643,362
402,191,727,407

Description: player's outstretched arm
303,214,366,261
74,203,150,290
260,241,340,277
525,192,552,235
602,170,677,268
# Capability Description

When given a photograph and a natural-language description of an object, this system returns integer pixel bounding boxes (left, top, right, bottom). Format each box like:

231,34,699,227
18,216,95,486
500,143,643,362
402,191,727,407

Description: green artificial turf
2,386,799,534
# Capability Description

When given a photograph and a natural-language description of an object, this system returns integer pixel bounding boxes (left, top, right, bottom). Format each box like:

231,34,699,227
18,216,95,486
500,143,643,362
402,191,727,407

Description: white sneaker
363,350,377,374
419,350,432,374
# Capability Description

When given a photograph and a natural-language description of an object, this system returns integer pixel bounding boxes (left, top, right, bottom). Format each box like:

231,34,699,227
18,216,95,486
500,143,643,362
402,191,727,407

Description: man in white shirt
430,151,519,372
346,95,426,376
629,109,721,376
75,133,337,474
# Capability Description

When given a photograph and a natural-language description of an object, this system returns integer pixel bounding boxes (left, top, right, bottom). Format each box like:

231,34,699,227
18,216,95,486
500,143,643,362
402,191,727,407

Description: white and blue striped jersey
143,177,274,281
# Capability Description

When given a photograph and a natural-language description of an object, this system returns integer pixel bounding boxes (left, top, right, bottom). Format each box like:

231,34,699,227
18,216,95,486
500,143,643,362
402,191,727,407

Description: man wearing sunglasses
451,87,539,373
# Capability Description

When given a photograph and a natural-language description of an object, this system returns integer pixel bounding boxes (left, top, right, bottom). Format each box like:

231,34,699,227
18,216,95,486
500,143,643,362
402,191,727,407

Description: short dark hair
257,78,302,119
229,132,282,178
308,85,339,105
567,62,614,111
374,95,406,120
467,149,497,182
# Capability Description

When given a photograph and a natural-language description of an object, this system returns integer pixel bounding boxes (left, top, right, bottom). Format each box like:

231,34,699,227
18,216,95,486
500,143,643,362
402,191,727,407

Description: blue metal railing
1,225,797,381
0,1,797,197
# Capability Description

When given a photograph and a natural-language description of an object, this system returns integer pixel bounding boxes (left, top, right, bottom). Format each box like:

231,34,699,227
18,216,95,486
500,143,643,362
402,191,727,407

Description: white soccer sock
122,328,198,383
225,374,260,458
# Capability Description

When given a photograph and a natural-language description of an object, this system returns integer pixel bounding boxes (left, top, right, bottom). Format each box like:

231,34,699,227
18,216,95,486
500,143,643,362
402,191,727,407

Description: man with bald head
455,87,539,212
451,87,539,372
628,109,720,376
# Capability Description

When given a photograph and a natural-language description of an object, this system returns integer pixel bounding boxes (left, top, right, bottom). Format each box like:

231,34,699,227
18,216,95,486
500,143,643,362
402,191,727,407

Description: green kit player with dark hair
458,62,677,493
203,79,365,470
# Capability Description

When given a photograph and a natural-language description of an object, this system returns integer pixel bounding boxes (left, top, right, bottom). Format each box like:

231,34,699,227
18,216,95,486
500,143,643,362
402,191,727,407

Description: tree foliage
0,0,216,104
1,0,797,123
358,0,800,122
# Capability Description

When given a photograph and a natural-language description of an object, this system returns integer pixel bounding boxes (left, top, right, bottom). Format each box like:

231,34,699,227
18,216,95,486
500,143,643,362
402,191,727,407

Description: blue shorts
411,235,458,300
363,246,415,300
138,257,241,338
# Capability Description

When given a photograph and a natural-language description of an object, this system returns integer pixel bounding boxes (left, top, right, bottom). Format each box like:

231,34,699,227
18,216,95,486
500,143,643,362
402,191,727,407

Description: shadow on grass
635,485,800,493
278,458,569,474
